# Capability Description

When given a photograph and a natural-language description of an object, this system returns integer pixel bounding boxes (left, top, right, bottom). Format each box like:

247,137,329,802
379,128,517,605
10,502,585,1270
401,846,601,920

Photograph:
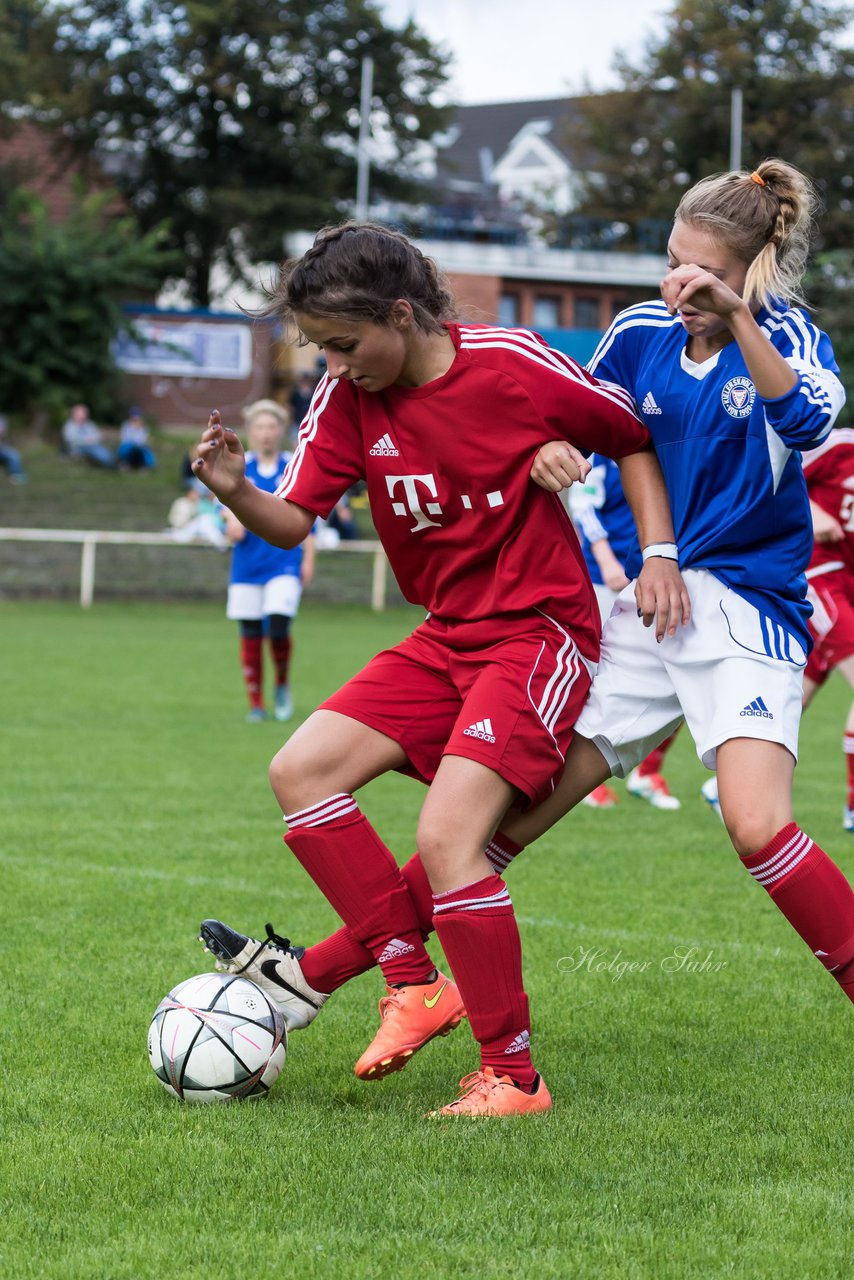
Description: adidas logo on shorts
369,433,399,456
378,937,416,963
463,717,496,744
740,696,773,719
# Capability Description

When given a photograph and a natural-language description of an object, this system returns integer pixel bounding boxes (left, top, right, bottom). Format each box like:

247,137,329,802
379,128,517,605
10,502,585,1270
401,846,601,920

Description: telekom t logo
386,474,443,531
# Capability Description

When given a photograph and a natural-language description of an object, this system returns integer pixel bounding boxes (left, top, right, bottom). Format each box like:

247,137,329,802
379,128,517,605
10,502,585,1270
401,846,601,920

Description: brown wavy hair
259,222,457,337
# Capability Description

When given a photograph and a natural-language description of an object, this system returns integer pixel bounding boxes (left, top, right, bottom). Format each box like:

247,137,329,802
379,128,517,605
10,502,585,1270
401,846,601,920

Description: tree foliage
568,0,854,253
806,250,854,420
14,0,450,305
0,188,178,424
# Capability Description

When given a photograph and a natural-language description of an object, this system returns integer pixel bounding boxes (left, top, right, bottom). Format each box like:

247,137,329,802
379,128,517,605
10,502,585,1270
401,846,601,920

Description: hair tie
750,171,766,186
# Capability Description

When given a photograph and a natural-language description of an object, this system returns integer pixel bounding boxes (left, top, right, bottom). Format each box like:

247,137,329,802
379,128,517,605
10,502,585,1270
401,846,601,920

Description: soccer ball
148,971,287,1103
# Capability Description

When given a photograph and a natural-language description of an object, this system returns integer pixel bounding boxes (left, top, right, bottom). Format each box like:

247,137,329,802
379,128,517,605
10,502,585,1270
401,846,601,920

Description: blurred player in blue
570,455,681,810
529,157,854,1007
224,399,315,722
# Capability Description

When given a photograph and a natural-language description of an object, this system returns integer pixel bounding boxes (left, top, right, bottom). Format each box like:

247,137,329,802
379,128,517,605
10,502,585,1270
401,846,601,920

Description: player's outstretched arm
193,411,314,549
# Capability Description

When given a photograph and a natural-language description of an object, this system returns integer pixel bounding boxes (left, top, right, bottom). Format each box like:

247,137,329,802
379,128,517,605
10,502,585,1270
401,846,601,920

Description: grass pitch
2,599,853,1279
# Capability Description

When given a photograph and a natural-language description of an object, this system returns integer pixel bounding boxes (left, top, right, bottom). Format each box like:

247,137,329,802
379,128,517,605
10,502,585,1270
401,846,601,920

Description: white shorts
593,583,620,625
576,568,806,775
226,574,302,621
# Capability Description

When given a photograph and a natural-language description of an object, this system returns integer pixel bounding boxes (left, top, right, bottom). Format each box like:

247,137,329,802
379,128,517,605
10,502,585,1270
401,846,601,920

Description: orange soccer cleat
581,783,618,808
354,970,465,1080
626,768,681,810
427,1067,553,1118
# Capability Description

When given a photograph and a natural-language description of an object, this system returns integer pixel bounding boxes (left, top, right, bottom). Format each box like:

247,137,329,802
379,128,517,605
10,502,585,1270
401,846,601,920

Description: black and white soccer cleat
199,919,329,1031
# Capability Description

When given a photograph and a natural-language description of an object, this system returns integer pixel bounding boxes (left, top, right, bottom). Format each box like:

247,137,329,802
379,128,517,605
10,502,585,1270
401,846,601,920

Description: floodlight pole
355,54,374,221
729,86,744,171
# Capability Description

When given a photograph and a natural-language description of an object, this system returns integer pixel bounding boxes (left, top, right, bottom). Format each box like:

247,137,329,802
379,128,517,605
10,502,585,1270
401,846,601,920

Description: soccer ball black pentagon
148,972,287,1102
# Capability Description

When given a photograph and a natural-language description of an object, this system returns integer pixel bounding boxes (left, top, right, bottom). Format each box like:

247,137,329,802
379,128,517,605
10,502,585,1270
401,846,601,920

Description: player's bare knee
268,742,302,810
725,809,784,857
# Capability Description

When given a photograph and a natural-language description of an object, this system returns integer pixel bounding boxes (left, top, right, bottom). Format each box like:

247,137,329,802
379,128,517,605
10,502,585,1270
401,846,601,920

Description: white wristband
642,542,679,562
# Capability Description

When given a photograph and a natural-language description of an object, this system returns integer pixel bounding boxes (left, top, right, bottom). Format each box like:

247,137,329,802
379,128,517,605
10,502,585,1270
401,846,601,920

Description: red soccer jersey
277,323,650,661
803,428,854,576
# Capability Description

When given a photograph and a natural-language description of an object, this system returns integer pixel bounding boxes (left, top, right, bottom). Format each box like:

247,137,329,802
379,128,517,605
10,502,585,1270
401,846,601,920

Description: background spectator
0,414,27,484
168,476,228,547
117,407,157,471
288,373,317,440
61,403,116,468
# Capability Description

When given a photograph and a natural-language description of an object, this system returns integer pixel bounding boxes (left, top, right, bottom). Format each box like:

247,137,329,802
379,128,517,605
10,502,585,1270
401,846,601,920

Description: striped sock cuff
485,833,523,874
741,823,815,891
844,734,854,755
284,793,359,831
433,875,512,916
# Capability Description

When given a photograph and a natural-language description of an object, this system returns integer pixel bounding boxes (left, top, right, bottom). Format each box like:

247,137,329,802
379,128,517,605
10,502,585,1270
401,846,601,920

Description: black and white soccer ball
148,971,287,1103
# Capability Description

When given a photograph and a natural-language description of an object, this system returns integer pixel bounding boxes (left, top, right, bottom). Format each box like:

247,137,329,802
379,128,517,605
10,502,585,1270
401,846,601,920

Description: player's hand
192,410,247,502
530,440,591,491
660,264,745,322
811,503,845,543
635,558,691,642
603,565,631,591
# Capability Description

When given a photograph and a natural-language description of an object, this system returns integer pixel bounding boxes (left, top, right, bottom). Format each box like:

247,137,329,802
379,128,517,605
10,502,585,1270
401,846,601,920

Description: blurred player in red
192,221,686,1117
802,428,854,830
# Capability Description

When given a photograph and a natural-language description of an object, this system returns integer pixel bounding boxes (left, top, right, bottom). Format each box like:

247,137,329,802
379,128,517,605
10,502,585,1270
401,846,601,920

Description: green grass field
2,599,853,1279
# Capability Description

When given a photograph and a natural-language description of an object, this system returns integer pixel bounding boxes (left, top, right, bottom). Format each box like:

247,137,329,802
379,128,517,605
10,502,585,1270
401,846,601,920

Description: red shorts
805,569,854,685
319,612,593,806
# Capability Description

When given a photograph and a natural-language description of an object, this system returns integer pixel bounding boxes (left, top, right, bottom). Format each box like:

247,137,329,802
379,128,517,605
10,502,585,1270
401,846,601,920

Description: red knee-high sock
299,833,524,993
432,873,535,1087
284,794,433,985
300,852,434,992
741,823,854,999
844,733,854,809
270,634,292,686
637,728,679,778
240,635,264,709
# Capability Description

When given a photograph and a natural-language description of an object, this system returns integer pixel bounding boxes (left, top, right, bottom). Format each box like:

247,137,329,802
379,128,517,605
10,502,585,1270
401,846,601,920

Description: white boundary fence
0,528,389,610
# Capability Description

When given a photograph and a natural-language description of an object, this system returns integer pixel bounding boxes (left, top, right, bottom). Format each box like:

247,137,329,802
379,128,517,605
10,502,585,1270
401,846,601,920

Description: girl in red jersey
800,430,854,828
193,222,687,1118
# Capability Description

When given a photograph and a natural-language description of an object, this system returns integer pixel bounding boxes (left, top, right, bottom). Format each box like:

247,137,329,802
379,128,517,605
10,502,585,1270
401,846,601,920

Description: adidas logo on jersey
740,696,773,719
504,1030,531,1055
369,433,399,456
642,391,662,415
463,717,496,744
378,937,416,963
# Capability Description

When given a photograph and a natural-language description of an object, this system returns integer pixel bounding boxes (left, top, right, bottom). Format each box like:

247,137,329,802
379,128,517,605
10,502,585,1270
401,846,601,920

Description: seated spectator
117,407,157,471
326,489,359,541
61,403,116,468
168,477,228,547
0,415,27,485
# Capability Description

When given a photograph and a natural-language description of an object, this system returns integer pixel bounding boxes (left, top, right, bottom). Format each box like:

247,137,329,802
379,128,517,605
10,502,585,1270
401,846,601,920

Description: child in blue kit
225,399,315,722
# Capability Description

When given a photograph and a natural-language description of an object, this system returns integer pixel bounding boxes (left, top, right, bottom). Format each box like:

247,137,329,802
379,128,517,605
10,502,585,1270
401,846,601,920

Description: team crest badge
721,376,755,418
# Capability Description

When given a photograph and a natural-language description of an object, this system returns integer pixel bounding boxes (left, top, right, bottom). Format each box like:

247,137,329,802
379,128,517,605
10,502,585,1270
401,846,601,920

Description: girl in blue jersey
225,399,315,722
524,158,854,1006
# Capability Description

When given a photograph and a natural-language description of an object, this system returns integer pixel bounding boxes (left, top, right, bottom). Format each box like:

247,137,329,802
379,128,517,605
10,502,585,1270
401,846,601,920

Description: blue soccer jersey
230,452,305,586
569,454,638,585
588,299,846,651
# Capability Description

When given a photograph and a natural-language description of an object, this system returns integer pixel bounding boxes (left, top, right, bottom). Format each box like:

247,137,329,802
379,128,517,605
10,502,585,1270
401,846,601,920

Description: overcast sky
378,0,672,103
379,0,854,104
